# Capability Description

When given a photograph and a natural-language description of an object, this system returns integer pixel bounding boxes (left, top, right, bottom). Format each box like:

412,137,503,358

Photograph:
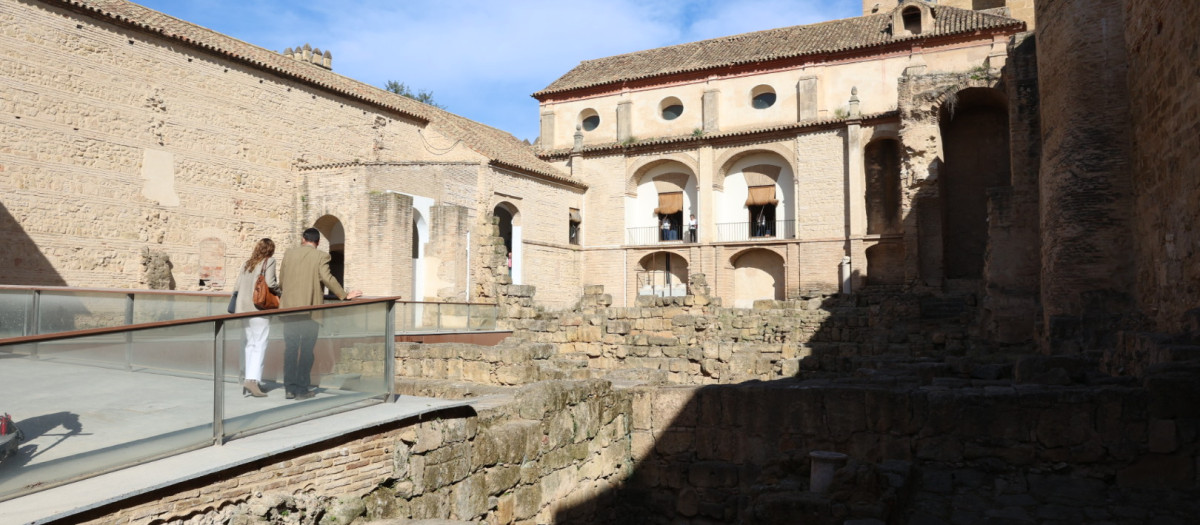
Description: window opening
568,209,581,245
655,192,683,241
751,86,777,109
902,7,922,35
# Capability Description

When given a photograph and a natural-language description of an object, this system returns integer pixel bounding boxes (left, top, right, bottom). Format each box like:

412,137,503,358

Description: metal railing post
385,300,395,402
213,319,225,445
28,290,40,358
125,293,135,370
466,303,472,331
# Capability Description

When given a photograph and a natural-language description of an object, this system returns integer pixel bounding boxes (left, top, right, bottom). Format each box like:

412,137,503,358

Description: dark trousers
283,317,319,394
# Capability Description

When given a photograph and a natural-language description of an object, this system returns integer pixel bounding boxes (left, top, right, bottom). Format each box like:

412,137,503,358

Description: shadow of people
0,412,86,472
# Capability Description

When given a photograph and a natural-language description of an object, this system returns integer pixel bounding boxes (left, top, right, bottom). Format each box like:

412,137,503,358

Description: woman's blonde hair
243,238,275,272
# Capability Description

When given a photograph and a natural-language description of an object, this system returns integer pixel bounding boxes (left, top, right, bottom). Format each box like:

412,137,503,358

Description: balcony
625,226,697,246
715,220,795,242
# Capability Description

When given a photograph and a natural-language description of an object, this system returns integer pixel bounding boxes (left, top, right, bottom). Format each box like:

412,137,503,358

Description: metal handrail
0,286,499,339
715,220,796,242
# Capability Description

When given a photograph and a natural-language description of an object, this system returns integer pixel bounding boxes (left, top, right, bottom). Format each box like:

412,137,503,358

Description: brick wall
1125,0,1200,334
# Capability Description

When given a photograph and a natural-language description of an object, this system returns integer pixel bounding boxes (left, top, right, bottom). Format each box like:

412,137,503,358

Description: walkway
0,355,482,524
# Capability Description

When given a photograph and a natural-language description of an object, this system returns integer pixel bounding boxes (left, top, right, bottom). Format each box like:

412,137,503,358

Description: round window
660,97,684,121
579,109,600,132
751,85,776,109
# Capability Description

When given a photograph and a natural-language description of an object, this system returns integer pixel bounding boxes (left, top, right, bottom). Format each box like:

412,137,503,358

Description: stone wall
0,1,582,307
79,380,635,525
423,277,978,386
1125,0,1200,335
1034,0,1135,353
558,375,1200,524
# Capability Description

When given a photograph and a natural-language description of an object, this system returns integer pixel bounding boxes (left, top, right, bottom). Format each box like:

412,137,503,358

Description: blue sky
132,0,860,142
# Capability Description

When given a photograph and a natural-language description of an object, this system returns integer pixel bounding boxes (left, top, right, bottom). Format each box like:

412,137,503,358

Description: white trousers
243,316,270,382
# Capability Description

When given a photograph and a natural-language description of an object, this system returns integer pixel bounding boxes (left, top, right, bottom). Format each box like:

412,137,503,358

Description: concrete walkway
0,354,479,525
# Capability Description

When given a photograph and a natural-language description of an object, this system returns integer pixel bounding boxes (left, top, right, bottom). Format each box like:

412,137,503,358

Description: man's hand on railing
346,290,363,300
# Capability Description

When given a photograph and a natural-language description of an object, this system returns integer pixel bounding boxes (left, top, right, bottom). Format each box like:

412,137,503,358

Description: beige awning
569,209,582,223
743,164,781,187
746,185,778,206
655,192,683,215
652,172,689,193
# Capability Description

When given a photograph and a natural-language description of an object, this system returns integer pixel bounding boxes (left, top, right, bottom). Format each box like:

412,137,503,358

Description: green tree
384,80,445,109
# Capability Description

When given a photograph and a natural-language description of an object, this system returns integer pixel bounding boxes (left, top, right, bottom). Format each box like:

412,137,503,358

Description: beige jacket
278,244,347,309
234,257,280,314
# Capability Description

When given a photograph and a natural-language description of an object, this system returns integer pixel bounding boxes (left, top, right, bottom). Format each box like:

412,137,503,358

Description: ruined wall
79,380,635,525
1035,0,1135,353
558,378,1199,524
979,31,1041,345
1125,0,1200,335
415,281,973,386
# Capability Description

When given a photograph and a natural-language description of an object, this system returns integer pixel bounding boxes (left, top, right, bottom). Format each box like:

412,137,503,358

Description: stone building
535,1,1025,309
0,0,585,308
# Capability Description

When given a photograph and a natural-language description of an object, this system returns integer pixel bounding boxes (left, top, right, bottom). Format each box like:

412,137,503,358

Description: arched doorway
493,202,522,284
412,210,428,302
716,152,795,242
939,88,1010,279
312,215,345,288
637,252,688,297
732,248,784,307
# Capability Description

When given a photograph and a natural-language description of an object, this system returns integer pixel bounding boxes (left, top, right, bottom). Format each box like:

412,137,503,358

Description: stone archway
731,248,784,307
637,251,689,297
938,87,1010,280
493,202,522,284
312,214,345,288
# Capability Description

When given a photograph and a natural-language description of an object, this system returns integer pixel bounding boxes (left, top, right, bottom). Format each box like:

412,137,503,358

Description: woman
234,238,281,397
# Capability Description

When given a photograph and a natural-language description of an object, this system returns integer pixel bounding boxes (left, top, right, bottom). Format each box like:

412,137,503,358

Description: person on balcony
661,216,674,241
687,214,697,243
279,228,362,400
233,238,280,398
755,212,768,237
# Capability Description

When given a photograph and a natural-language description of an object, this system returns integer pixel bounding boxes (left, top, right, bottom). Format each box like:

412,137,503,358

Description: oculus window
751,85,776,109
660,97,684,120
580,109,600,132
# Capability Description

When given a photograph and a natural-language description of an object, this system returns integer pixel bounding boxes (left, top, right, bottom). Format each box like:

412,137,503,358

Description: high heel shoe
243,380,267,398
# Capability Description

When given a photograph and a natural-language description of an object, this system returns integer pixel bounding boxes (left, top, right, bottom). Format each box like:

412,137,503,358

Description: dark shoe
293,390,315,400
285,391,296,400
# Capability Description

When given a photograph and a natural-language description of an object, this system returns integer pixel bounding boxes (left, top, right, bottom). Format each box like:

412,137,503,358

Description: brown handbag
252,265,279,310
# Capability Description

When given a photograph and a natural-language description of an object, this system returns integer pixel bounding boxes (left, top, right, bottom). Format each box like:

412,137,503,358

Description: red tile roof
534,5,1023,99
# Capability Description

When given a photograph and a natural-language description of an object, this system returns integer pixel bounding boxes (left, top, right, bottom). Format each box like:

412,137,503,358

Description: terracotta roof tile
534,6,1022,98
46,0,575,185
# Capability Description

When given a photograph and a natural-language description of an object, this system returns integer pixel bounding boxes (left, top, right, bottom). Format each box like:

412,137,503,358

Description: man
278,228,362,400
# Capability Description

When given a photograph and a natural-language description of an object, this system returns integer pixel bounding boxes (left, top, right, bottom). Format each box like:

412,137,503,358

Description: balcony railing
0,298,399,502
715,220,796,242
625,226,697,246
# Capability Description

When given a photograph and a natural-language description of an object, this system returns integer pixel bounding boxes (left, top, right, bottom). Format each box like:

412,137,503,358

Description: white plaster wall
715,153,794,226
625,164,698,231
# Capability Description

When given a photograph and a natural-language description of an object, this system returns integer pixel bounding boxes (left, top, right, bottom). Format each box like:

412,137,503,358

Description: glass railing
394,301,498,332
0,286,226,339
0,286,501,339
0,298,397,502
